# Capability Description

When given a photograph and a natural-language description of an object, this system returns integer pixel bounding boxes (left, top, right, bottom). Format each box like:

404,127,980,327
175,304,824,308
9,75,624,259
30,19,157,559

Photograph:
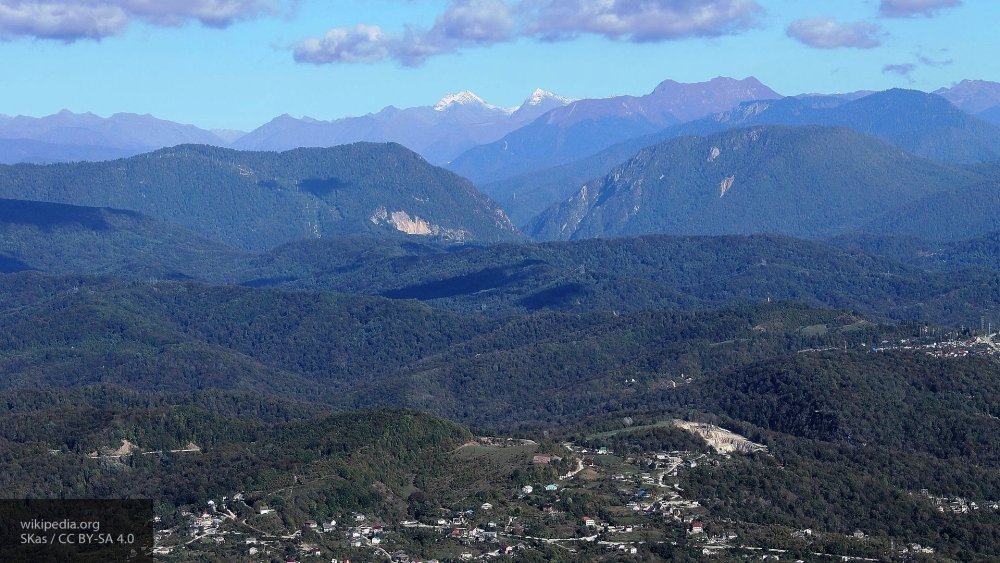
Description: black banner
0,499,153,562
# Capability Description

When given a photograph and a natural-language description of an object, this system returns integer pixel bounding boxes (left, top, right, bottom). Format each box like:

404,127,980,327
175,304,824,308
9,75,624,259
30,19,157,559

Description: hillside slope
0,143,521,250
0,198,245,278
528,126,979,241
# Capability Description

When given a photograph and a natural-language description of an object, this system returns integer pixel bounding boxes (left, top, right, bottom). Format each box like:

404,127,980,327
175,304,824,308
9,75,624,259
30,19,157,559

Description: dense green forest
0,143,520,250
218,233,1000,326
0,275,997,557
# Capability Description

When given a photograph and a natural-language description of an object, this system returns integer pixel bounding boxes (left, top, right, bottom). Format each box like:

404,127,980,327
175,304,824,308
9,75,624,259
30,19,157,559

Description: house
323,520,336,533
533,454,561,465
481,502,493,510
521,485,533,494
583,517,597,527
545,484,558,492
305,520,318,529
690,521,704,534
258,505,274,515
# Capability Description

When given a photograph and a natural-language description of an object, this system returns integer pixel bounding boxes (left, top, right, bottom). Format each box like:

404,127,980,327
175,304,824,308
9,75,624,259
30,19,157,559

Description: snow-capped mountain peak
434,91,492,112
525,88,571,106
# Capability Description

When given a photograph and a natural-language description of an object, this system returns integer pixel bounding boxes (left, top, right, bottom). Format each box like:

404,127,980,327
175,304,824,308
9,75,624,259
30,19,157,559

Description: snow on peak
525,88,571,106
434,91,490,111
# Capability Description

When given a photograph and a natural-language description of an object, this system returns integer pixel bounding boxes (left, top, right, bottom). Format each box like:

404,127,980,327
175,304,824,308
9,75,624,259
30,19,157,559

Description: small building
545,484,558,492
583,517,597,528
690,521,704,534
481,502,493,510
521,485,533,494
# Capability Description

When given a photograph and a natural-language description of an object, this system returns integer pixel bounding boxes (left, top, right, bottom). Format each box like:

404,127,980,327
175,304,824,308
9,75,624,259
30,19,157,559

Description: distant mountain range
936,79,1000,124
527,125,988,241
446,77,782,185
233,89,572,165
487,89,1000,225
0,143,521,250
0,89,571,166
3,77,999,171
0,111,229,164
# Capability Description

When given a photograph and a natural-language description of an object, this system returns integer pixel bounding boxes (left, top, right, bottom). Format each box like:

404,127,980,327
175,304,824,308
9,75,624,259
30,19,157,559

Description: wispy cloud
295,0,764,66
879,0,962,18
916,53,952,67
786,17,881,49
0,0,280,42
882,63,916,82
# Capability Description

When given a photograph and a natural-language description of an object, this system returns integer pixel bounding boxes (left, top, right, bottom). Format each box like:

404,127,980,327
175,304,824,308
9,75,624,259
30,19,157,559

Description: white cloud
0,0,279,42
295,0,764,66
524,0,762,42
786,17,881,49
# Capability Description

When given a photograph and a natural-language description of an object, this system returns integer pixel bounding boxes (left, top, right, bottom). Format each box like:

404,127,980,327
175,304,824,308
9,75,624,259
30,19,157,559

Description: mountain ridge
0,142,523,250
527,124,985,241
446,76,782,184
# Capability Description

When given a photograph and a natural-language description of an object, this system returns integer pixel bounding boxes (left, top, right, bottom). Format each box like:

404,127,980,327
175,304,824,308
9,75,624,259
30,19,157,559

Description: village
143,417,987,562
797,329,1000,360
145,420,750,561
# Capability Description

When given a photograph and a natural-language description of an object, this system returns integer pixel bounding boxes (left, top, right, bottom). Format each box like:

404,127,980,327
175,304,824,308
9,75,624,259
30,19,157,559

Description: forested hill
0,198,245,278
527,125,985,241
227,233,1000,326
0,273,912,430
0,143,522,250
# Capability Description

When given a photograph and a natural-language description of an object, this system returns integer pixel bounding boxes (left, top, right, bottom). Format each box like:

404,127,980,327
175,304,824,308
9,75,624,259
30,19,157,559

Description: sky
0,0,996,131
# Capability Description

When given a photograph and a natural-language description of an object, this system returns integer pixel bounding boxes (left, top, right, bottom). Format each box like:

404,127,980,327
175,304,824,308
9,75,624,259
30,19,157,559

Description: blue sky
0,0,995,130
